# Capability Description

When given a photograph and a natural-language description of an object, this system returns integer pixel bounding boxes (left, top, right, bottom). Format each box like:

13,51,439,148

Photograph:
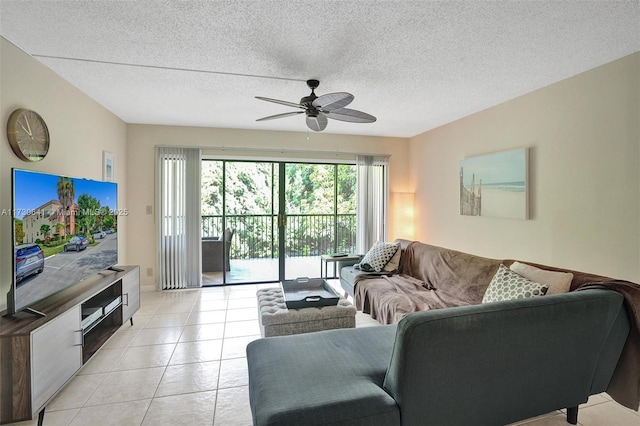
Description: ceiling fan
256,79,376,132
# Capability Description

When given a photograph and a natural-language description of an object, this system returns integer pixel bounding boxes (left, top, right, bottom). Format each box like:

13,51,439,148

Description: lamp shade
391,192,415,241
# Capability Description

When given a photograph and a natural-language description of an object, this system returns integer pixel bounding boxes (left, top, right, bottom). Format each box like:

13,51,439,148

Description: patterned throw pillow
357,241,400,273
482,264,549,303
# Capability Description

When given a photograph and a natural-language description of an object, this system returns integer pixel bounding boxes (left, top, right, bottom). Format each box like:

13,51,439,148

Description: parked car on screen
105,228,115,234
15,243,44,283
93,230,106,239
64,235,89,252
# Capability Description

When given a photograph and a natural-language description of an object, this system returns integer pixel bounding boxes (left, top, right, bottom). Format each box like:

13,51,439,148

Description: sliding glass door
201,159,356,285
201,160,279,284
282,163,356,280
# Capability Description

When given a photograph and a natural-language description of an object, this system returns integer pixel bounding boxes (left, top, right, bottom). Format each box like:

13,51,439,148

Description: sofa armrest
339,264,366,298
337,256,361,270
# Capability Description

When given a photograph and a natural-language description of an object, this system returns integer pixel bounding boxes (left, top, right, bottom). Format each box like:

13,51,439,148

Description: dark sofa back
382,289,630,426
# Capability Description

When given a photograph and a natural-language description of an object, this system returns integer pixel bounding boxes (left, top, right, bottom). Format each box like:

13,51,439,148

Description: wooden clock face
7,109,50,162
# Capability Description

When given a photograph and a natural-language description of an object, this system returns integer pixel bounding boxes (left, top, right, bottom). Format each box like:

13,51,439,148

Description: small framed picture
103,151,115,182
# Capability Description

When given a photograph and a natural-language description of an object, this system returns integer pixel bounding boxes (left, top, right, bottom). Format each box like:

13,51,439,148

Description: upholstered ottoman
257,287,356,337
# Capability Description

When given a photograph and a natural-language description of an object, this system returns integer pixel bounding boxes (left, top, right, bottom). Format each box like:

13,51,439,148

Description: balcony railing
202,214,356,259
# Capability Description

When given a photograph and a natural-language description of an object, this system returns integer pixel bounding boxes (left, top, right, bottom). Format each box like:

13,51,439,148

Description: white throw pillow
510,261,573,295
358,241,400,273
483,264,549,303
383,245,402,272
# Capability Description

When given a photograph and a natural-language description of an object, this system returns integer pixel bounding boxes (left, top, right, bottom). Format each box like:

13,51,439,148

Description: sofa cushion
247,325,400,426
358,241,400,272
510,261,573,295
483,264,549,303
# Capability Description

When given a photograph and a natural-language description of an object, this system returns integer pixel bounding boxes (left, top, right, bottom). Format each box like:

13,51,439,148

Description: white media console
0,265,140,425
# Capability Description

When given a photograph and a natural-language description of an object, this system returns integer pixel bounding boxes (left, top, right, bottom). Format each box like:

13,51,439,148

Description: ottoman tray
281,277,340,309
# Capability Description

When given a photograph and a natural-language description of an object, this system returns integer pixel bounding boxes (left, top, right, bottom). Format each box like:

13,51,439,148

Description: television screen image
9,169,119,315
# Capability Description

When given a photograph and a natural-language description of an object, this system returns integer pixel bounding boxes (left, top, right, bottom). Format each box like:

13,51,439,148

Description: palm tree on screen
56,177,75,237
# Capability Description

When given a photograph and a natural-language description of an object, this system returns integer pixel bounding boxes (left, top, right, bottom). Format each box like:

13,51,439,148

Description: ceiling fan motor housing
301,79,320,108
300,94,318,105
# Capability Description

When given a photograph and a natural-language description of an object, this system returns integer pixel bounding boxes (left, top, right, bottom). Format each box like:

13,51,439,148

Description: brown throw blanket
355,274,446,324
400,241,503,305
577,280,640,411
355,241,504,324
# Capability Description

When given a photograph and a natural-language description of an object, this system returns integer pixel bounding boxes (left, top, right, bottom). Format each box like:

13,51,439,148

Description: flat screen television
7,169,119,316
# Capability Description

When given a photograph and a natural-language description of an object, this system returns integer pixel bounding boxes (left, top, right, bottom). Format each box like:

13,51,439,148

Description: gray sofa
247,242,640,425
247,290,631,425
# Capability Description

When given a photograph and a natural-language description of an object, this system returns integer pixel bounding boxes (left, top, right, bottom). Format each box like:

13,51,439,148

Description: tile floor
9,284,640,426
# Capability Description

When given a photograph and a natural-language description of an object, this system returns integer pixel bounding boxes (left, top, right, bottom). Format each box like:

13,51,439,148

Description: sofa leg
566,406,578,424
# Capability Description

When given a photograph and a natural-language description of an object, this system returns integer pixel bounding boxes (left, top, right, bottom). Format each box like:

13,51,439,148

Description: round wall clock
6,108,50,162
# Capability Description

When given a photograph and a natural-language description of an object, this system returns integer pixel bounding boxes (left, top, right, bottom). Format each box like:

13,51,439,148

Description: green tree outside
201,160,357,259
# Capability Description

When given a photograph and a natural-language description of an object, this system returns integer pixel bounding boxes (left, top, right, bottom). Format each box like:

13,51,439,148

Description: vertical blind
157,147,202,289
356,155,389,253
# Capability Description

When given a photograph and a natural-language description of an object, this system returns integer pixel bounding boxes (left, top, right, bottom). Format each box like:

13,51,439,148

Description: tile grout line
136,300,198,425
210,291,231,426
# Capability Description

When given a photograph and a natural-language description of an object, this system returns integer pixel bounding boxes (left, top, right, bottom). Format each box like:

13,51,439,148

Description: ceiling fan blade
325,108,377,123
306,115,328,132
312,92,354,111
256,111,304,122
255,96,304,109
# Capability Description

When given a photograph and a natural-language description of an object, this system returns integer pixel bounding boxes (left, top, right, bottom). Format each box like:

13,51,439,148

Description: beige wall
126,125,409,287
4,29,637,304
0,38,127,311
409,53,640,282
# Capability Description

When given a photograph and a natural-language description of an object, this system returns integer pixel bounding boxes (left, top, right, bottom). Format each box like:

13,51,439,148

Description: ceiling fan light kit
256,79,376,132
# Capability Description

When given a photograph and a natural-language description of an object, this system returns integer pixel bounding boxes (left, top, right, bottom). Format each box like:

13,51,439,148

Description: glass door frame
201,158,357,286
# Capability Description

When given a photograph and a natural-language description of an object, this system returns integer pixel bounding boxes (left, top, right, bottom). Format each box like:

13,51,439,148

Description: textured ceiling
1,1,638,138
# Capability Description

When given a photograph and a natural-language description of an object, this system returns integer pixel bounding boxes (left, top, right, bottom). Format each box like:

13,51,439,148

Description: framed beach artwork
459,147,528,220
103,151,114,182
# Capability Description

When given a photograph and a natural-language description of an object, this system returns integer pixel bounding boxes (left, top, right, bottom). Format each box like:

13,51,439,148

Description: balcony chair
202,228,234,272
